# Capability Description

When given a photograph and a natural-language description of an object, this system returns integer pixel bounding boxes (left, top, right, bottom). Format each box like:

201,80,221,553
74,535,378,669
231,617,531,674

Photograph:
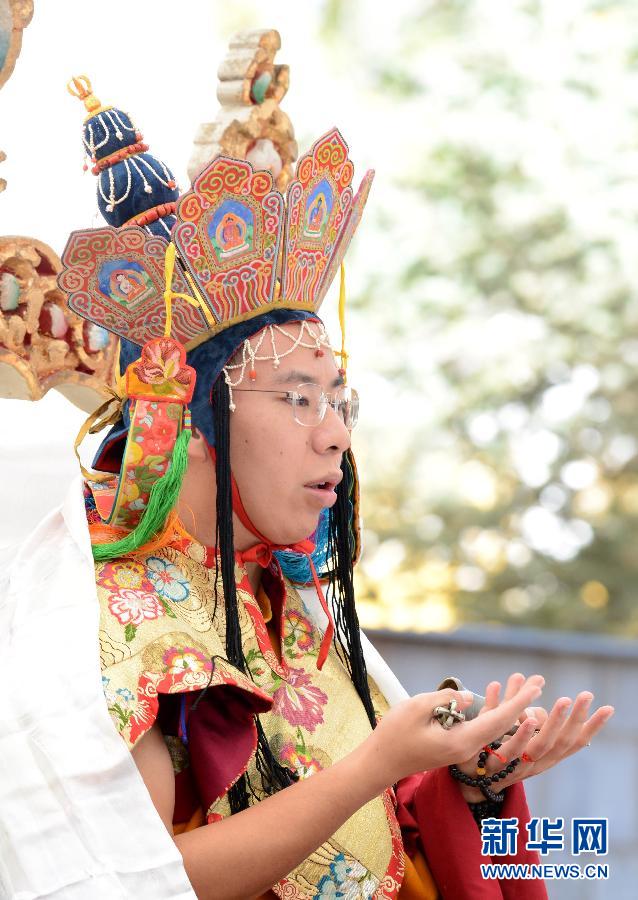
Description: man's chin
261,517,322,550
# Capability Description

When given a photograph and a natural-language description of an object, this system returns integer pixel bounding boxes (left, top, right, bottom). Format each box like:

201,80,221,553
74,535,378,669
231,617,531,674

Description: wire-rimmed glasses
233,382,359,429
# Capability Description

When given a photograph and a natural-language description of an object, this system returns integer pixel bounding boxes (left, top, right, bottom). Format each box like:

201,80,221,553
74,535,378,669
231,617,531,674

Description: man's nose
312,403,351,453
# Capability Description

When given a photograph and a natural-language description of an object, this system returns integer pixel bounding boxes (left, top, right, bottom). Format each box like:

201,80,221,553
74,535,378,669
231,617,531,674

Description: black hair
327,451,377,730
209,376,375,814
211,376,298,813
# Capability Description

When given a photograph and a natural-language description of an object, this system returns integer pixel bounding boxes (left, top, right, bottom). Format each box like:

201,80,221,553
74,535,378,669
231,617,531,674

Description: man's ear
187,426,210,462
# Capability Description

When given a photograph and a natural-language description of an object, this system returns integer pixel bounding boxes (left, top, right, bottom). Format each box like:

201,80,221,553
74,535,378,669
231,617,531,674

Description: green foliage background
319,0,638,636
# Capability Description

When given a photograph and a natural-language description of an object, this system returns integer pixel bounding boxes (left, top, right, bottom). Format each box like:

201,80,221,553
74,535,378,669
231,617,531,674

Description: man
0,82,612,900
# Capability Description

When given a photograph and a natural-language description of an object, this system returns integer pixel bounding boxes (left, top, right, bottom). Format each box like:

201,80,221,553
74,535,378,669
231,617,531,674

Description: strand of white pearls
222,322,332,411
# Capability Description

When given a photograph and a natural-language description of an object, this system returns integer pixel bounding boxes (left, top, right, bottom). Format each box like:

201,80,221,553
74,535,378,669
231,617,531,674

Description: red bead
168,179,176,189
315,348,324,357
249,369,257,382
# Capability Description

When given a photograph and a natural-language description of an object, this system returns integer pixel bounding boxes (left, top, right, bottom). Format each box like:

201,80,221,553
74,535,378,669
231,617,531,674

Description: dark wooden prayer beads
449,740,520,803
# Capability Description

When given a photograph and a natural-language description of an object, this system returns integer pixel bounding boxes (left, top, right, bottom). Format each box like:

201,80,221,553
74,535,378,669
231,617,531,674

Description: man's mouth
304,472,342,493
303,474,342,505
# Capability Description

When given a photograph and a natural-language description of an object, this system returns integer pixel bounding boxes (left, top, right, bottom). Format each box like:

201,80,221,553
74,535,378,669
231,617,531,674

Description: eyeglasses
233,382,359,429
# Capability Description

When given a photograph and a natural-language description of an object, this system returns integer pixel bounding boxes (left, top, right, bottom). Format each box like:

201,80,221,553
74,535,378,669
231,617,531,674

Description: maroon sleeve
159,682,272,823
396,769,548,900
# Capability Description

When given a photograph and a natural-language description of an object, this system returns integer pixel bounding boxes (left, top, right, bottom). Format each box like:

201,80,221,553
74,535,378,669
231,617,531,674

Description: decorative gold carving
187,29,297,192
1,0,34,191
0,0,34,90
0,236,116,410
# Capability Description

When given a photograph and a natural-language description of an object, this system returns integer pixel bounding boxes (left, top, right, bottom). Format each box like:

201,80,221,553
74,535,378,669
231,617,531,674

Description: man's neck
177,443,264,594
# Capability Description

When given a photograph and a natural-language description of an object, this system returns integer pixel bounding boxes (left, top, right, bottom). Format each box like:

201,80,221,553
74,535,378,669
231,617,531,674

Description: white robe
0,476,408,899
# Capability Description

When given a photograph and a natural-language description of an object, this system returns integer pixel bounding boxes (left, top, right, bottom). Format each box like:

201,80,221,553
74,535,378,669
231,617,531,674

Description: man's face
228,322,352,546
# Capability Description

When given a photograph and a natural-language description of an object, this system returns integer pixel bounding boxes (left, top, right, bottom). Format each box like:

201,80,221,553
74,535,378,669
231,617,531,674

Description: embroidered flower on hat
134,338,191,388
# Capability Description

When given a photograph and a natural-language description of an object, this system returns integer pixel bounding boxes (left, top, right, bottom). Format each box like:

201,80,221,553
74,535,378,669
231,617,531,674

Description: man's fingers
519,706,549,727
552,692,594,752
523,697,572,760
503,673,526,701
559,705,614,758
488,715,538,765
577,706,614,747
463,676,544,749
480,681,501,715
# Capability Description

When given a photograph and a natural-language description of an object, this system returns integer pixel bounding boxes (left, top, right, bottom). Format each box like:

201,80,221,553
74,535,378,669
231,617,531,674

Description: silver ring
433,699,466,729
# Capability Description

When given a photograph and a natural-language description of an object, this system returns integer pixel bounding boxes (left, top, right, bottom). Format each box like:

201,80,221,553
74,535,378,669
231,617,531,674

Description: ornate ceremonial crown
58,119,372,540
58,127,374,350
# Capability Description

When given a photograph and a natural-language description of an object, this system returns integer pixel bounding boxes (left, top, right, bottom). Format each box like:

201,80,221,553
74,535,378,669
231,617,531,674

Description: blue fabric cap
92,308,321,470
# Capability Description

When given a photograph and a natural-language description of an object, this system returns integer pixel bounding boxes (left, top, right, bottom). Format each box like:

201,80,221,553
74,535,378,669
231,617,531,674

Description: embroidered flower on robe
163,646,209,674
108,588,165,627
271,666,328,732
283,609,316,657
116,687,134,702
146,556,190,602
105,684,136,731
313,855,376,900
279,739,324,778
97,560,153,593
315,877,344,899
276,726,332,778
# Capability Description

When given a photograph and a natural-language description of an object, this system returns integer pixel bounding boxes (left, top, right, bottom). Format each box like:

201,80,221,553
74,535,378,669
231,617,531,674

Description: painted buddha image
216,213,249,258
110,270,147,303
304,183,332,239
308,196,325,232
97,259,154,308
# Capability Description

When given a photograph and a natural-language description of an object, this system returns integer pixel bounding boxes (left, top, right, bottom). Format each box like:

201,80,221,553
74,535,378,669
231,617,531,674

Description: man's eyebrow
272,369,345,388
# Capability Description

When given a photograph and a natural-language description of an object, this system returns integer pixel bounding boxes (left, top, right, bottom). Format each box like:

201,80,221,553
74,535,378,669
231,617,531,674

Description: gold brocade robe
95,521,405,899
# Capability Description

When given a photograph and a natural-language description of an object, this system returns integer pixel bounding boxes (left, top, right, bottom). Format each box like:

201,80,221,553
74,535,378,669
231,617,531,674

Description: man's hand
362,673,545,788
454,672,614,802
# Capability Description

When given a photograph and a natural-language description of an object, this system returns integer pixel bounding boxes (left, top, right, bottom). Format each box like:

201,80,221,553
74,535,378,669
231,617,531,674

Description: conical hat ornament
67,75,179,237
59,103,373,544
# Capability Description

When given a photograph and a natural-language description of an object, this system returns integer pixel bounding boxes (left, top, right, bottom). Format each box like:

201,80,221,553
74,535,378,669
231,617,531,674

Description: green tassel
92,426,191,561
